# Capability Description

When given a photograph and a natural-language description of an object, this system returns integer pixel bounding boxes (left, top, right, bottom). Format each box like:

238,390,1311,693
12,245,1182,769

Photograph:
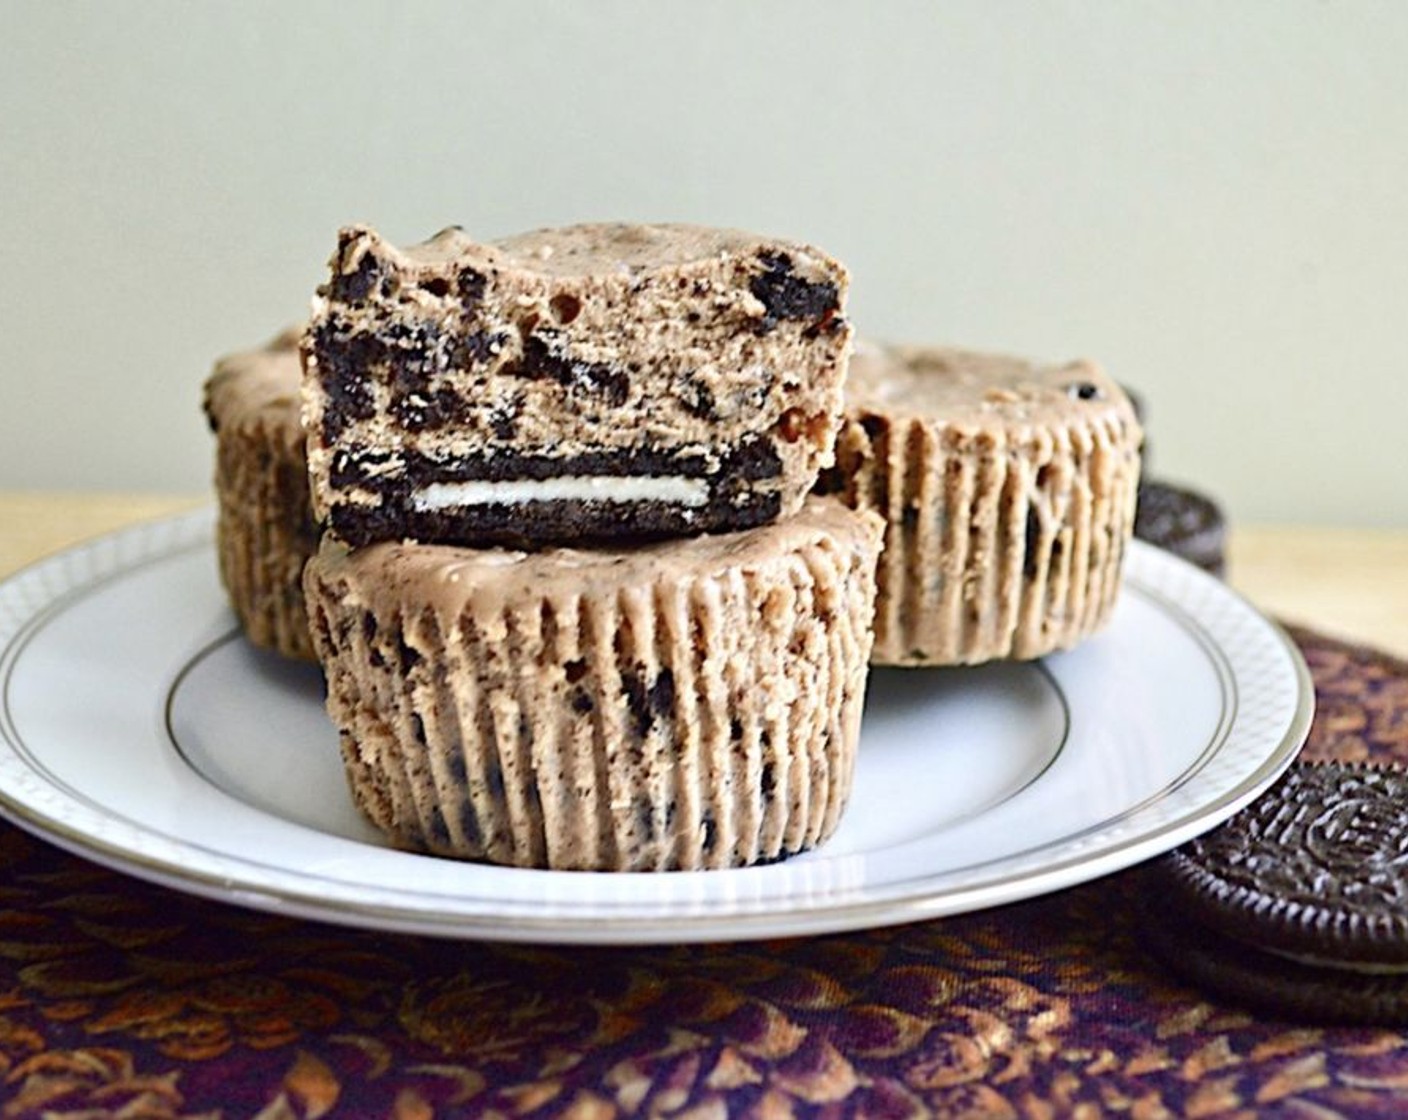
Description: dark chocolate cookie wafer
1142,887,1408,1026
1160,763,1408,964
1134,479,1226,577
1141,763,1408,1024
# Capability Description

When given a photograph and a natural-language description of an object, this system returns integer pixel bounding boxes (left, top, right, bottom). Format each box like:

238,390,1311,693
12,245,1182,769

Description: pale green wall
2,1,1405,525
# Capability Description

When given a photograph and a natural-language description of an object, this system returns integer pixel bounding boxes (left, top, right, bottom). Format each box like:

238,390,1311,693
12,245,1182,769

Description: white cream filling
411,475,709,511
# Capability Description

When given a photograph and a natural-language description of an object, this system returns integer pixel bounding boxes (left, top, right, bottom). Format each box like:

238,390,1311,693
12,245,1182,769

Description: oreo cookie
1134,479,1226,577
1143,763,1408,1024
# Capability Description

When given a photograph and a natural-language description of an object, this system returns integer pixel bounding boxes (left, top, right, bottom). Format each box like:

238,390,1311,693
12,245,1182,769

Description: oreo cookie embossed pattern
1146,762,1408,1024
1163,764,1408,964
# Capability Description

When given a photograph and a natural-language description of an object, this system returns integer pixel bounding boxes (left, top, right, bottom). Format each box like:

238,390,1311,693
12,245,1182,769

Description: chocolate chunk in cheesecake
301,222,852,547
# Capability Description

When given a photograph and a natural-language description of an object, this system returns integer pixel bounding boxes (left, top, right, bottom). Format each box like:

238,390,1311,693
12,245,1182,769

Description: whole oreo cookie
1141,893,1408,1025
1134,479,1226,577
1143,763,1408,1024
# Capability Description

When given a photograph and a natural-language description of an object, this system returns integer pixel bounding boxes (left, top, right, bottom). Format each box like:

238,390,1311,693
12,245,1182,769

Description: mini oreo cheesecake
203,329,318,661
822,342,1143,666
303,496,882,871
301,222,852,547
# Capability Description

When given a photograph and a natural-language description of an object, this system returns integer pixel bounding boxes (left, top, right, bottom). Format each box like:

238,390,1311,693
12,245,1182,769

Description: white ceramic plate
0,509,1312,944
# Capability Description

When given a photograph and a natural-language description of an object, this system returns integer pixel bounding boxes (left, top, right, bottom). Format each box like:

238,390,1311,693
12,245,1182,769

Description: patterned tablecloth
0,625,1404,1118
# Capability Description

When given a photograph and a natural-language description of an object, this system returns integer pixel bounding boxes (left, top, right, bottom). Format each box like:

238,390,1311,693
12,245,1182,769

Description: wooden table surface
3,491,1407,659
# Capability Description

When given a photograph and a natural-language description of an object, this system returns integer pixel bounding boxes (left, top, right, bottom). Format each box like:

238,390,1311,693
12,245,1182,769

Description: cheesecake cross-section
301,222,852,547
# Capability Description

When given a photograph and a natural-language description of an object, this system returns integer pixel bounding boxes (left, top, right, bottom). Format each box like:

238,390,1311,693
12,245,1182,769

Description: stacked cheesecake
293,223,882,871
205,219,1147,873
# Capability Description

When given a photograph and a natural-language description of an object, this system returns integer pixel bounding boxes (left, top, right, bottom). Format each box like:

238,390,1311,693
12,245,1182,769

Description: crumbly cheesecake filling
301,221,853,545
